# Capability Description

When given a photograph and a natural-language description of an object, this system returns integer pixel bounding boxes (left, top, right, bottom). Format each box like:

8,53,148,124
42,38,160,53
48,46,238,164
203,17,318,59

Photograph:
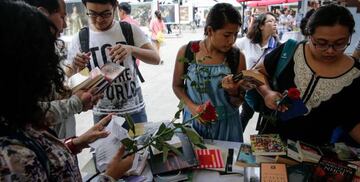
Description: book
287,163,315,182
232,70,266,86
298,141,322,163
260,163,288,182
312,156,356,182
287,139,303,162
244,167,260,182
125,150,149,176
250,134,287,156
195,149,224,168
68,62,125,94
235,143,257,167
275,155,299,166
148,132,198,175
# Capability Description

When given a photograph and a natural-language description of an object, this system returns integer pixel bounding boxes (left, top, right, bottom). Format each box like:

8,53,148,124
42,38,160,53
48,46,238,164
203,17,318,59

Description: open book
68,62,125,94
232,70,266,86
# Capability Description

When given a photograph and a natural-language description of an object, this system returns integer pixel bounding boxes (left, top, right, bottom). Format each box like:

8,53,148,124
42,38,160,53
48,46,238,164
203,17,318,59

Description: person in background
0,1,134,180
70,5,83,35
25,0,102,139
277,8,290,40
352,40,360,60
118,2,139,26
150,10,166,55
117,2,142,66
235,12,279,131
67,0,160,125
173,3,256,142
255,4,360,146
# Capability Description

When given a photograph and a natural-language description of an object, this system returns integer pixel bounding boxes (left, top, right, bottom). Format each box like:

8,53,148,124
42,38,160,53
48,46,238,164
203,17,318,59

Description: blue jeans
93,108,148,130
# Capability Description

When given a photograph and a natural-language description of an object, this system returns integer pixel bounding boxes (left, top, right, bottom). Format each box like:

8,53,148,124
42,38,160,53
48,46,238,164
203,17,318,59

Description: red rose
191,42,200,53
196,101,217,124
287,87,300,100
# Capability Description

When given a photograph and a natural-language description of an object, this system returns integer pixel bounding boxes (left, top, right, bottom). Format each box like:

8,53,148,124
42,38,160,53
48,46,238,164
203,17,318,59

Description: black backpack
79,21,145,82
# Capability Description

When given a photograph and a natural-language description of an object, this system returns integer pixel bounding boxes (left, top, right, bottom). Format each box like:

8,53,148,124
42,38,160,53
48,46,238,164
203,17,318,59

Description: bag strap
78,22,145,82
119,21,145,83
272,39,298,90
250,36,279,70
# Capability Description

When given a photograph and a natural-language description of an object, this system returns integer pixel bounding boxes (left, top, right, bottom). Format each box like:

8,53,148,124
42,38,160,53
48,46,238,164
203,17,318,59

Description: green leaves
124,113,135,136
121,138,137,152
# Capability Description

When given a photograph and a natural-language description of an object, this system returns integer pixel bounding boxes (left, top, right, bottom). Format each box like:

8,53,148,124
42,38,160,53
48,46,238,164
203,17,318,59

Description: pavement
75,28,259,170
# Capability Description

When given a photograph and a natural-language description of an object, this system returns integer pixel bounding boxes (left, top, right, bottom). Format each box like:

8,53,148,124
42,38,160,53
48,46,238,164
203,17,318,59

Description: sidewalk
75,28,259,170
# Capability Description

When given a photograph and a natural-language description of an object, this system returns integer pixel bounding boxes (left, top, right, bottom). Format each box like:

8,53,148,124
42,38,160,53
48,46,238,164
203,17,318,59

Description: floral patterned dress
183,62,244,142
0,127,114,181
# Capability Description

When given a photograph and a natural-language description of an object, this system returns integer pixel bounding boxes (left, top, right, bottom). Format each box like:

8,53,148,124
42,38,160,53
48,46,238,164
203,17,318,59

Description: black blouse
263,41,360,145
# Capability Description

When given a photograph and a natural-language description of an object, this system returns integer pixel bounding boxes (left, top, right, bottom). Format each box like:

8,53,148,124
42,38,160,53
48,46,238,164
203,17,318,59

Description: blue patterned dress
183,62,243,142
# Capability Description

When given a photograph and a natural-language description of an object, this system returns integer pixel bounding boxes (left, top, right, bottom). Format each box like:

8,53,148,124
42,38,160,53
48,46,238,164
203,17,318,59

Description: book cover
244,167,260,182
148,133,198,175
250,134,287,156
287,163,315,182
260,163,288,182
232,70,266,86
235,143,257,167
195,149,224,168
312,156,356,182
287,139,303,162
298,141,322,163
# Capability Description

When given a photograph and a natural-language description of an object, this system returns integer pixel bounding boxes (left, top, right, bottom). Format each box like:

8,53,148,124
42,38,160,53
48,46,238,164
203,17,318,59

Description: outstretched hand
72,113,112,150
105,145,135,180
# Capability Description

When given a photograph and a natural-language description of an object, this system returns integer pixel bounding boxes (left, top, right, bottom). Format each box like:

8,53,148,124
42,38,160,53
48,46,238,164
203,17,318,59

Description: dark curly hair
246,12,276,44
204,3,242,36
307,4,354,36
0,0,66,128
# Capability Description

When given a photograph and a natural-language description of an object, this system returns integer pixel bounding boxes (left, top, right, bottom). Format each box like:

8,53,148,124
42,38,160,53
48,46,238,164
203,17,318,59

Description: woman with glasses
255,4,360,146
235,12,279,132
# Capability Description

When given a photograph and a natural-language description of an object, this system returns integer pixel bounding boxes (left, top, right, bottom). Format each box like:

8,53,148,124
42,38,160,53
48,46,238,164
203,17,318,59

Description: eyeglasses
86,10,113,19
310,36,351,51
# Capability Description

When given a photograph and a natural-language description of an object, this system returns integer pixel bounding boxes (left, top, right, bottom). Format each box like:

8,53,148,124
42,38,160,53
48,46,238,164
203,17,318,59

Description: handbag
245,39,298,112
156,31,165,44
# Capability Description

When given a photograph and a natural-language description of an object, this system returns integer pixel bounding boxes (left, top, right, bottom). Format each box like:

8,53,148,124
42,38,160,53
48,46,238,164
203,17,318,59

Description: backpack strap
119,21,145,83
272,39,298,90
79,26,89,53
183,40,198,74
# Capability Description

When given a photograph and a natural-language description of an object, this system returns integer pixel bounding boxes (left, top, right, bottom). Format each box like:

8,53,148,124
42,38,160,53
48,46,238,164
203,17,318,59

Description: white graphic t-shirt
67,21,149,115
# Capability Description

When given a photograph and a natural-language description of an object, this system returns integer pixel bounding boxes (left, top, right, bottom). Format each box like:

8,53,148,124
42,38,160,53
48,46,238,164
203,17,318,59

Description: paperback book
235,143,257,167
68,62,125,94
312,156,356,182
298,141,323,163
260,163,288,182
250,134,287,156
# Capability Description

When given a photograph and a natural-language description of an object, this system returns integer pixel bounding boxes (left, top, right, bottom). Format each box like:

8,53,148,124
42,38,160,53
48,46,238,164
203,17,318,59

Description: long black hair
204,3,242,36
0,0,66,128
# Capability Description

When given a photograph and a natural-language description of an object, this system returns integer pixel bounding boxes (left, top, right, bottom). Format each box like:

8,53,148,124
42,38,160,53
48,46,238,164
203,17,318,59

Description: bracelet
64,136,82,155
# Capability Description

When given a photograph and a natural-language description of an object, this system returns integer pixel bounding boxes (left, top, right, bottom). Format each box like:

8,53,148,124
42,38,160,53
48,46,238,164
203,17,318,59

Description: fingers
109,45,129,64
74,52,91,71
97,113,114,128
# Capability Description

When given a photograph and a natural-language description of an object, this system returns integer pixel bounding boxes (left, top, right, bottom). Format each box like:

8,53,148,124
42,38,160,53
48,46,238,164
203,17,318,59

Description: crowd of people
1,0,360,181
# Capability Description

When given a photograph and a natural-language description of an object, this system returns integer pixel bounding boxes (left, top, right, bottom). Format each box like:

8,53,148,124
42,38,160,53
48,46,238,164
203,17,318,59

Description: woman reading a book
255,4,360,146
0,1,133,181
172,3,257,142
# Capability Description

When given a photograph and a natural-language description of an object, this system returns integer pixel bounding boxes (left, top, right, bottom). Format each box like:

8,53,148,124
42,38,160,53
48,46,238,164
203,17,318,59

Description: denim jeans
93,108,148,130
